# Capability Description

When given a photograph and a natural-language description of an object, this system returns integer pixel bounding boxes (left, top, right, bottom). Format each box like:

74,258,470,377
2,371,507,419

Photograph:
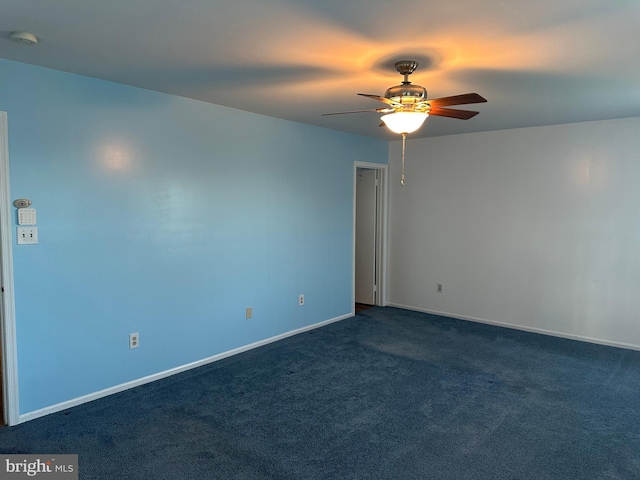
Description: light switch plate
17,227,38,245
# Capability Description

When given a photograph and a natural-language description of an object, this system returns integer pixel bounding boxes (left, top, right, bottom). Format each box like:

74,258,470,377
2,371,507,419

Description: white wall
387,117,640,349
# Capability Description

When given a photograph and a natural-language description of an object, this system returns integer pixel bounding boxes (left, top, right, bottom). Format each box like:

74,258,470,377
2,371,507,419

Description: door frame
353,161,388,311
0,111,19,426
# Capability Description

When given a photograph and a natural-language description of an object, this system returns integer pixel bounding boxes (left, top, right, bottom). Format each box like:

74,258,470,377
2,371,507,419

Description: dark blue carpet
2,307,640,479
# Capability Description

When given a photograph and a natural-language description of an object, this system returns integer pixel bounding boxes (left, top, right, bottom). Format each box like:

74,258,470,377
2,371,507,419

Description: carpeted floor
2,307,640,479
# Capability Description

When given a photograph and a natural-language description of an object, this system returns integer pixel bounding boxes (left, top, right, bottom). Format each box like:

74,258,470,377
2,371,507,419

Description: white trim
0,112,19,426
19,312,353,424
353,162,389,308
387,302,640,352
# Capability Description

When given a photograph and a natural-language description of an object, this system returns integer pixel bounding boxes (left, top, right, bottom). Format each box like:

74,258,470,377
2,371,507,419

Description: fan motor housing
385,83,427,103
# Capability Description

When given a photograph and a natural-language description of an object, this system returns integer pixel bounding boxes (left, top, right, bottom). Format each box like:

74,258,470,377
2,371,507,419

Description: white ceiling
1,0,639,139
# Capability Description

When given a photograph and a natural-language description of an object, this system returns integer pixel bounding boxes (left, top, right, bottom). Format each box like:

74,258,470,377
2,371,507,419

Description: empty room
1,1,639,479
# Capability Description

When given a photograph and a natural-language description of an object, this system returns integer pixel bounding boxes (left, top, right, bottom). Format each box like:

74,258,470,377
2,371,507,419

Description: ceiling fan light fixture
322,59,485,186
381,112,429,134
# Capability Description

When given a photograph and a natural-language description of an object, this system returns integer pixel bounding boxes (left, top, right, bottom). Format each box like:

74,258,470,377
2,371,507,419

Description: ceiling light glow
381,112,429,134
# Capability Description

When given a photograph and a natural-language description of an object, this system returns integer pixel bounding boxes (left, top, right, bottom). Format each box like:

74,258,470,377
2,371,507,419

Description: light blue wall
0,59,387,414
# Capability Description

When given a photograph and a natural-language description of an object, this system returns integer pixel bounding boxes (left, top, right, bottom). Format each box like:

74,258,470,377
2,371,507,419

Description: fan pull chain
401,133,407,186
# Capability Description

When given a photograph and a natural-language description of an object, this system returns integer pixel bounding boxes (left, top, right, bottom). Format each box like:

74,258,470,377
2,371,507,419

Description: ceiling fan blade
322,108,392,116
357,93,401,107
429,106,479,120
428,93,487,107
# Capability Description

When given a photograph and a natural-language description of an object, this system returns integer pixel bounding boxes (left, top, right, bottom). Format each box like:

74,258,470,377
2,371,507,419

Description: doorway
353,162,387,311
0,111,18,426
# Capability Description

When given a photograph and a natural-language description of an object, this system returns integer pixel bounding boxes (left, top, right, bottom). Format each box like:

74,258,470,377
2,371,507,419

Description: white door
355,168,377,305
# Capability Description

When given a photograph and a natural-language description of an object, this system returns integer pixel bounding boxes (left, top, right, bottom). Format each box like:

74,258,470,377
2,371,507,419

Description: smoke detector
9,31,39,45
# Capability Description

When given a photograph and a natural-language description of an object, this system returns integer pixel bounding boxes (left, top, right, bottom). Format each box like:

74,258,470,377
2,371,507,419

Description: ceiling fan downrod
385,61,427,102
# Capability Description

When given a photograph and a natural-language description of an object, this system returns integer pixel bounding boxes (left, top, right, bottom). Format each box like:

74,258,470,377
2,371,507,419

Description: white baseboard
19,312,354,424
386,303,640,352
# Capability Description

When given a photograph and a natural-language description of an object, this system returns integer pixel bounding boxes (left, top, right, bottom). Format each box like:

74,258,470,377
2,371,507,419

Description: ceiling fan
323,60,487,185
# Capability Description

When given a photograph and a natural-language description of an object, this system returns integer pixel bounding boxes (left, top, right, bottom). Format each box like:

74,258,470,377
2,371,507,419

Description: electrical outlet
437,283,443,293
299,294,305,306
129,332,139,349
246,307,253,319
